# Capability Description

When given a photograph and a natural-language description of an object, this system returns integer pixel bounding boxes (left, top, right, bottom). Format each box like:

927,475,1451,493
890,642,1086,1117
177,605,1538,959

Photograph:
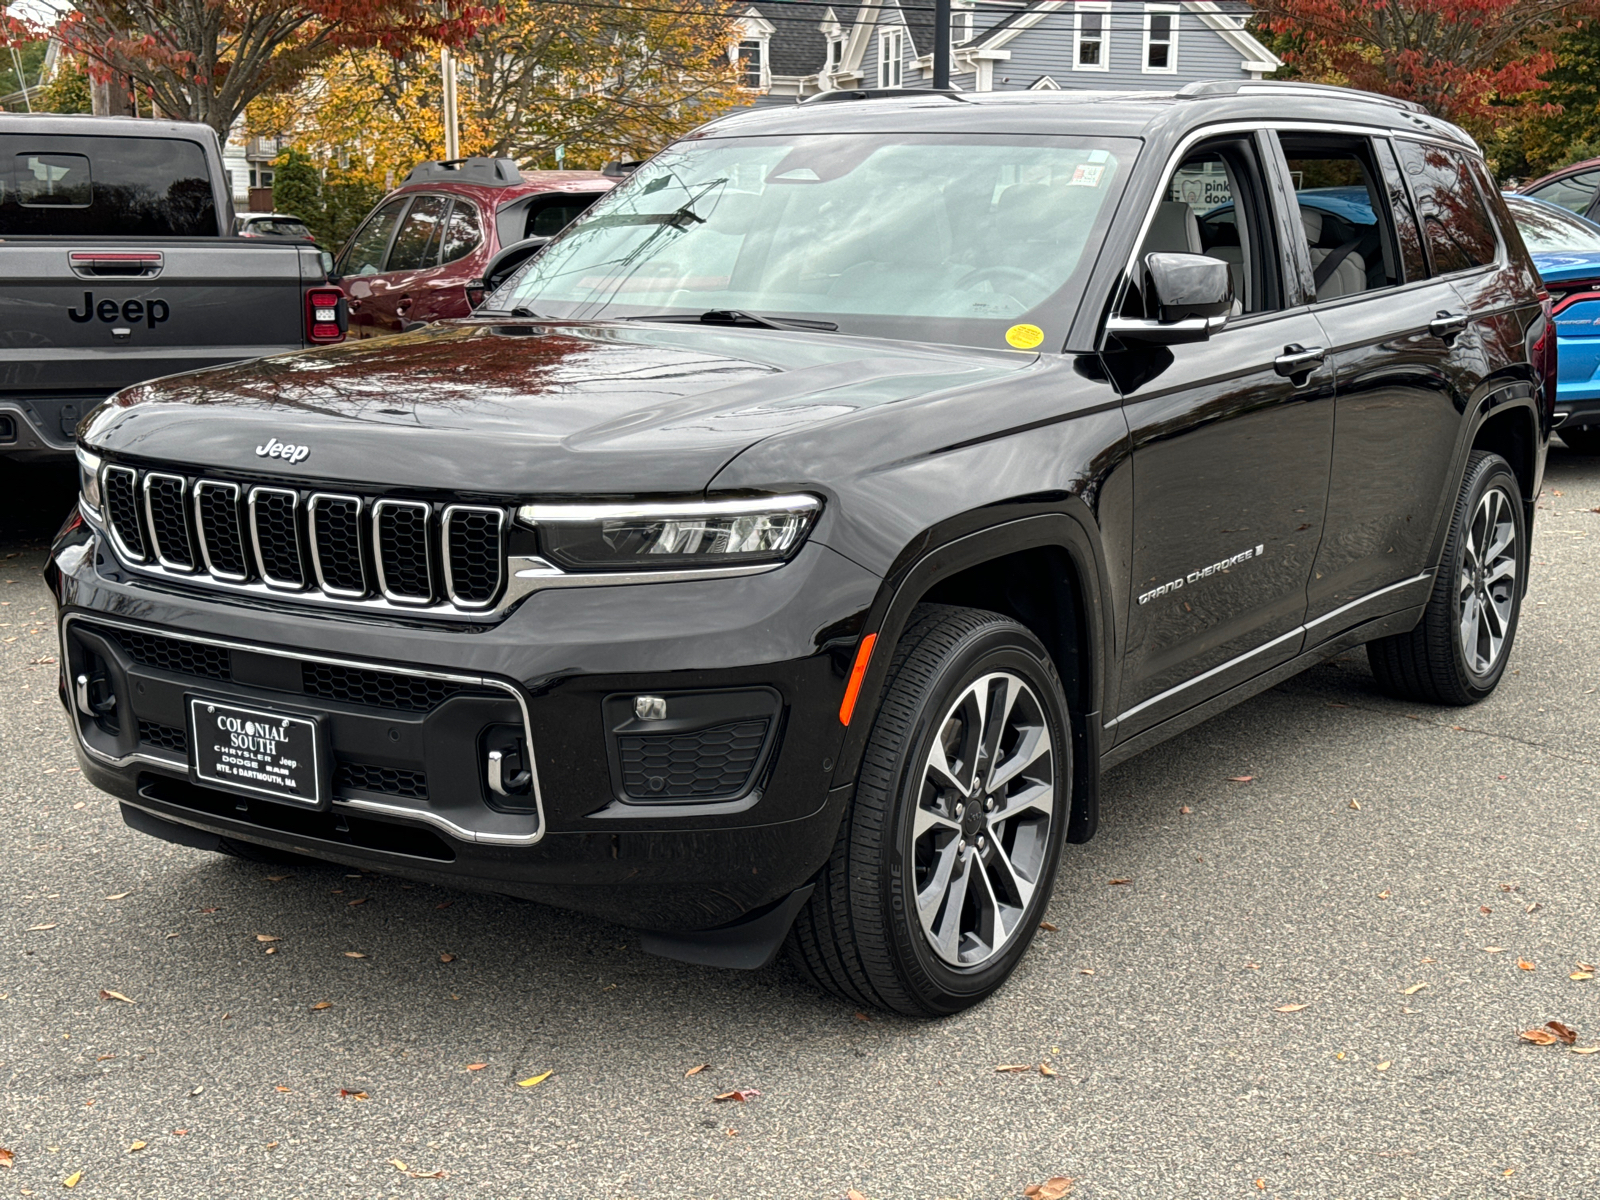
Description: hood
1531,250,1600,286
84,320,1030,495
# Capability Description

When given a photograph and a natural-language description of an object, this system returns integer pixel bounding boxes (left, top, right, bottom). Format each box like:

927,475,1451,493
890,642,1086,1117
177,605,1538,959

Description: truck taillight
305,287,347,344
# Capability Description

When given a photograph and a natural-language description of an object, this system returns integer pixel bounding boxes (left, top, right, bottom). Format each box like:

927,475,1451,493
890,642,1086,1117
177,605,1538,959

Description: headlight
516,494,821,572
77,447,103,515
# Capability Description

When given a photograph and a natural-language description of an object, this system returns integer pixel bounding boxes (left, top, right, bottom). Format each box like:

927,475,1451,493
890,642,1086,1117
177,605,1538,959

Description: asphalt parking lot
2,446,1597,1200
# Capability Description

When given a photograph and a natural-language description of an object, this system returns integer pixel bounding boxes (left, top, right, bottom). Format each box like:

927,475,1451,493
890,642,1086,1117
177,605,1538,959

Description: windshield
1509,197,1600,254
492,132,1134,350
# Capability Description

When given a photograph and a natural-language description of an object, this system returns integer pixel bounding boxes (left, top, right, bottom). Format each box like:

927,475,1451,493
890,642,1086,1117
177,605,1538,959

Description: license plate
188,697,324,808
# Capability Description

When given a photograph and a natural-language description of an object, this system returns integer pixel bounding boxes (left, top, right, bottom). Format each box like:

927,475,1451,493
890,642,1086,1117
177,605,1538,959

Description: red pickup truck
333,158,614,337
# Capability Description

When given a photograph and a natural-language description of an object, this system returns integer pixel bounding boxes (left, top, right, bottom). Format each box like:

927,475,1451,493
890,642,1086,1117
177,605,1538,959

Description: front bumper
51,520,880,932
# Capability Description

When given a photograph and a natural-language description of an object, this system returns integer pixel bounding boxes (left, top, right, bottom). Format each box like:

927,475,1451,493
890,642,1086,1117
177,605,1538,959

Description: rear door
1112,132,1334,744
1269,131,1471,634
410,199,484,323
335,198,406,338
367,194,450,333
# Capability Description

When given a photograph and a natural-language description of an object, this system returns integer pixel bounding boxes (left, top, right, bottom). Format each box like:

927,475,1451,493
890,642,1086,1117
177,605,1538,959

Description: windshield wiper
476,305,543,319
624,309,837,332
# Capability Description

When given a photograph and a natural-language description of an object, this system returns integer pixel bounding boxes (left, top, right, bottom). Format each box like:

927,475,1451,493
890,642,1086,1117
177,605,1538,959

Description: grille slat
143,473,195,570
102,465,147,561
96,465,505,614
374,500,433,603
249,487,306,588
195,482,249,580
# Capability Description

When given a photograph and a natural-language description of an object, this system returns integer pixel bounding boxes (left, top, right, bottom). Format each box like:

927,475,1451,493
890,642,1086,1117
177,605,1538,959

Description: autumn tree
1250,0,1595,140
250,0,743,189
35,54,94,114
11,0,497,136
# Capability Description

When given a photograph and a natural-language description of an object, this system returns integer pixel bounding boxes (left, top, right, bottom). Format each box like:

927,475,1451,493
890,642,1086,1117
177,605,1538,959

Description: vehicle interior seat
1302,207,1368,301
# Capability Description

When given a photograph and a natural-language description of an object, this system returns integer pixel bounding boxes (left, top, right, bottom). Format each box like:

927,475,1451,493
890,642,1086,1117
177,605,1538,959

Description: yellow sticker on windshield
1005,324,1044,350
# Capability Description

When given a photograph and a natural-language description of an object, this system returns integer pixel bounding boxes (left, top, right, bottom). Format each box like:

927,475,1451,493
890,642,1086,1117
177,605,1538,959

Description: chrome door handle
1429,311,1468,340
1274,344,1326,377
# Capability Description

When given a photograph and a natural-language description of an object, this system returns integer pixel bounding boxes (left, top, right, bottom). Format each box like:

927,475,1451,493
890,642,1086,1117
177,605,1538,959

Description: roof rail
402,157,525,188
1176,79,1429,115
802,87,967,105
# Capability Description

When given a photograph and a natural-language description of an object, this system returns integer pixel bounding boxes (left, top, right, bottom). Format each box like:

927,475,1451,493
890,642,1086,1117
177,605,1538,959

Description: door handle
1274,344,1326,378
347,297,363,312
395,294,413,314
1429,311,1468,341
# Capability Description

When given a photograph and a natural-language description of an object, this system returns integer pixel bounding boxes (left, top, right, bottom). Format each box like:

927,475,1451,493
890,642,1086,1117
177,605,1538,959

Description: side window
336,199,405,276
1375,139,1428,283
1526,169,1600,216
1278,135,1401,302
1132,137,1281,316
440,200,481,264
524,192,604,239
1394,140,1498,275
386,195,450,272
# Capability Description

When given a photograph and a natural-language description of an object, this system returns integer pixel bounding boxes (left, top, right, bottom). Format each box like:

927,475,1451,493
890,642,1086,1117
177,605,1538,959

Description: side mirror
1105,252,1233,346
320,250,337,280
472,236,553,308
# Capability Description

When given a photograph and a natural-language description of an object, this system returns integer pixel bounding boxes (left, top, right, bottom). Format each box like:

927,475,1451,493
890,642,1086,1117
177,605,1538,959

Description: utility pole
933,0,952,90
441,48,460,160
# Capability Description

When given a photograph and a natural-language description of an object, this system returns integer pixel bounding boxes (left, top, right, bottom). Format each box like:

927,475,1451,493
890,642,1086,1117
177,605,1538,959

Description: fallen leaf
104,893,131,901
724,1130,737,1137
1038,921,1059,932
199,906,221,913
1245,962,1260,970
1179,806,1192,814
853,1011,871,1021
274,1086,291,1093
1039,1062,1058,1077
265,947,277,955
347,898,366,906
435,902,453,910
439,954,456,963
1518,959,1536,971
1526,902,1541,914
1377,891,1391,899
846,1190,870,1200
389,1159,408,1172
1483,946,1505,953
99,989,135,1004
0,1148,12,1168
1078,968,1094,975
255,934,280,943
309,1001,332,1011
1571,972,1595,982
1571,1046,1600,1055
343,952,367,959
337,1089,368,1100
1520,1028,1558,1045
1228,775,1254,783
1275,1003,1309,1013
1479,906,1492,915
408,1170,447,1179
27,923,57,932
265,875,288,882
1546,1021,1578,1045
265,1141,278,1150
96,1055,114,1062
127,1142,146,1153
62,1170,82,1188
1402,1006,1419,1014
1500,883,1517,892
1402,982,1428,996
712,1087,759,1101
517,1071,553,1089
1375,1061,1391,1071
1023,1178,1074,1200
995,1064,1032,1073
1348,799,1361,810
1107,878,1132,886
172,1129,188,1136
1254,1182,1266,1192
465,1063,487,1071
1580,963,1597,972
685,1064,710,1077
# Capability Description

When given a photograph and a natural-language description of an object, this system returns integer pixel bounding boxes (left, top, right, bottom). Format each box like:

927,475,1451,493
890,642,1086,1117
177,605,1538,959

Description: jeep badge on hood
255,438,310,464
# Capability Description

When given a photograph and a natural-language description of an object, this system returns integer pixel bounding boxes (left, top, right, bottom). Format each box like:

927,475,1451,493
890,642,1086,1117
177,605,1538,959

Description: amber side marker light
838,633,878,726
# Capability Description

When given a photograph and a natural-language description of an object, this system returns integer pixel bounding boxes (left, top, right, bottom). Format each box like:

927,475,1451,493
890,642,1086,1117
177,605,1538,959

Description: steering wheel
955,265,1054,294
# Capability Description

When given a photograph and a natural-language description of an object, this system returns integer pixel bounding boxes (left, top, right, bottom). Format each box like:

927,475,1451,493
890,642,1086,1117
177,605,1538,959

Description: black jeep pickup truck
49,83,1552,1016
0,114,346,465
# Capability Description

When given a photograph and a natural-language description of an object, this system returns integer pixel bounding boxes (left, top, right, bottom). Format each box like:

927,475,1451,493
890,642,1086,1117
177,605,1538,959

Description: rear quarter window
0,135,217,236
1394,139,1499,274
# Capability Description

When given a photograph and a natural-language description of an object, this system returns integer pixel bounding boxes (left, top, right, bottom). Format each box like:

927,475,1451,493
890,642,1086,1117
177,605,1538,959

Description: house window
1074,3,1110,71
826,37,842,74
878,27,903,87
1143,5,1179,73
737,39,766,90
952,2,975,46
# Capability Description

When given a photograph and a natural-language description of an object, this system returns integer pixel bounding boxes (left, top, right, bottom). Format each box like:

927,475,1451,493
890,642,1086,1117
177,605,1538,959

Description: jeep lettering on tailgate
66,292,170,328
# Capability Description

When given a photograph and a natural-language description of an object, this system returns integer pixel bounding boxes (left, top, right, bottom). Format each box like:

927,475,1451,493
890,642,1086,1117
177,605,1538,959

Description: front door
1111,134,1334,742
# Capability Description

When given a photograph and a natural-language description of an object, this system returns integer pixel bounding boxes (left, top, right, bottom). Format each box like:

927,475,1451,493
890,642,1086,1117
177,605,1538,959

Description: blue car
1503,193,1600,453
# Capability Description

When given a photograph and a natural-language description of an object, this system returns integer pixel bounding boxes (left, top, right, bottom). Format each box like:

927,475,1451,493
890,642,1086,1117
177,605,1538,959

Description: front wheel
787,604,1070,1016
1367,450,1525,705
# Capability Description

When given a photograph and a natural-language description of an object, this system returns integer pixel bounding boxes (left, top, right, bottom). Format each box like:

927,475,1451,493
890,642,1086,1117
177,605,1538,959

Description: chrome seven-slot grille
100,464,506,610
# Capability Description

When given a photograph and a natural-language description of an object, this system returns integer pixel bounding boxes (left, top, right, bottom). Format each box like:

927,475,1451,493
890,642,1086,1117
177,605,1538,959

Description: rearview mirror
1105,252,1233,346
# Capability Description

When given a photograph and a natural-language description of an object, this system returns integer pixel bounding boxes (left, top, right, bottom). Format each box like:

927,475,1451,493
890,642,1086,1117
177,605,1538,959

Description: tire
1367,450,1525,705
1559,424,1600,455
787,604,1071,1017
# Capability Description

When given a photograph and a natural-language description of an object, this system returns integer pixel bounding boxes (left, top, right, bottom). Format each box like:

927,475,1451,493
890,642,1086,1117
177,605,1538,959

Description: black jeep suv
50,82,1553,1016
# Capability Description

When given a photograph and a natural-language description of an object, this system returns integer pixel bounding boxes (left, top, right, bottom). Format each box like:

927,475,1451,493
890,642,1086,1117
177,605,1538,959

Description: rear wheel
787,604,1070,1016
1367,451,1524,705
1559,424,1600,455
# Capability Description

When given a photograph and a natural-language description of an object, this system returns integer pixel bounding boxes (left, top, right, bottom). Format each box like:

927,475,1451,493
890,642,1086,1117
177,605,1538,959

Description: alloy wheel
912,671,1056,968
1458,485,1518,676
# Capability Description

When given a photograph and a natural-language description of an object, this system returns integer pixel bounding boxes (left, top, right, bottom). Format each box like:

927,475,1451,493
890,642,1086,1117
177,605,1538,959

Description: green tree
34,54,93,114
270,148,324,229
1493,20,1600,178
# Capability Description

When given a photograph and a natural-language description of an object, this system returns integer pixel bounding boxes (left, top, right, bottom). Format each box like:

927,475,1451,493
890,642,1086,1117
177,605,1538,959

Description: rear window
524,193,605,239
245,218,311,238
1394,140,1499,274
0,134,218,236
